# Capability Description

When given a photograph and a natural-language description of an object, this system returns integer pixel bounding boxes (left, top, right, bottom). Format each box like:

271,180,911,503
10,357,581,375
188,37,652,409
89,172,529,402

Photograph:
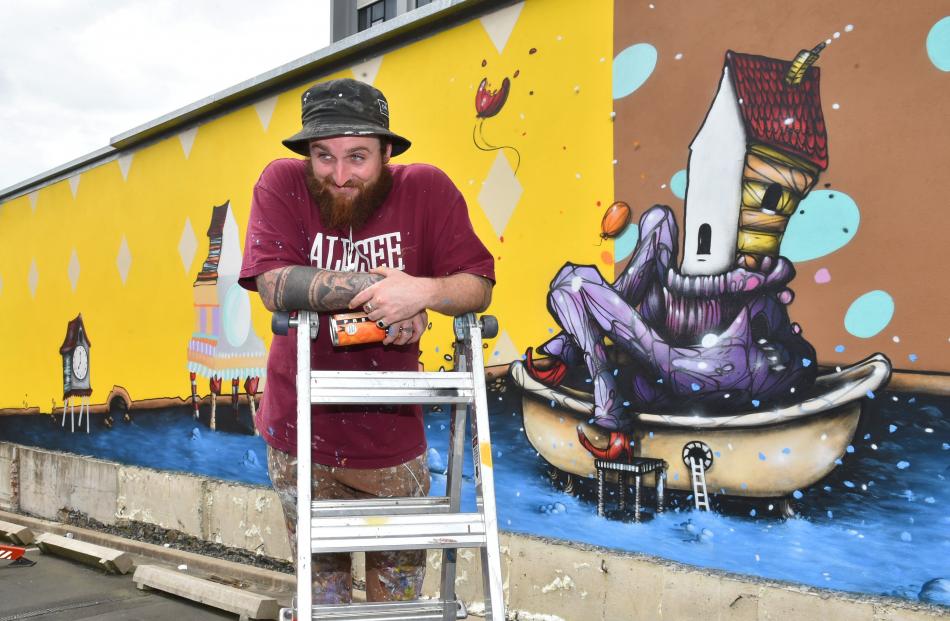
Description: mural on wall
186,200,267,432
510,43,892,511
2,0,948,606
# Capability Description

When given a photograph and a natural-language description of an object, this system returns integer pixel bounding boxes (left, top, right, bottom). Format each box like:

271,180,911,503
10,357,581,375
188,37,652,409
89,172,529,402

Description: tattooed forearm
256,267,383,312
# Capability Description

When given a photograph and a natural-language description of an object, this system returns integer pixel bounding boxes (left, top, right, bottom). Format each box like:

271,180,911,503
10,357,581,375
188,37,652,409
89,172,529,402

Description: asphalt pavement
0,545,240,620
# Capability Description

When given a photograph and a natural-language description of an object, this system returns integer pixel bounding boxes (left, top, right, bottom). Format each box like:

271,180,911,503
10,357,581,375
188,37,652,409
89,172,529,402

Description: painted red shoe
577,427,634,463
524,347,568,387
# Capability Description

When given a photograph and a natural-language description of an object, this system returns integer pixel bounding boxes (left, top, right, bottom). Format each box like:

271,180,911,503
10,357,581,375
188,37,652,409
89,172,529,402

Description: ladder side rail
439,334,470,619
444,352,469,512
463,315,506,621
295,311,314,619
689,457,710,511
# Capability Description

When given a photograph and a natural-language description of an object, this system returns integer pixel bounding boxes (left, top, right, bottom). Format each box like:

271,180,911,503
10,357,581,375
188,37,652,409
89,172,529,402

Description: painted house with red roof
682,45,829,276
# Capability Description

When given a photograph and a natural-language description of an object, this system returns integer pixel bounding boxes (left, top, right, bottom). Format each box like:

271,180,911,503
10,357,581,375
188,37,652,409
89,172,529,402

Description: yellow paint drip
480,442,493,468
364,516,389,525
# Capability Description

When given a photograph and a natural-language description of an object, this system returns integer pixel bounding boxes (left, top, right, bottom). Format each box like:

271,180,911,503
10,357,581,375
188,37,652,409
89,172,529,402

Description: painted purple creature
527,205,817,430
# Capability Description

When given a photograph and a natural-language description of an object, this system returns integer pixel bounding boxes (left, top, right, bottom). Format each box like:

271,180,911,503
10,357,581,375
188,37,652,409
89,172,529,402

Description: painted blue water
1,385,947,604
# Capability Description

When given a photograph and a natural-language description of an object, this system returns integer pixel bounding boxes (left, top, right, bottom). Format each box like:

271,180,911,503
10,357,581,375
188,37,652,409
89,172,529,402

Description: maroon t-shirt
239,158,495,468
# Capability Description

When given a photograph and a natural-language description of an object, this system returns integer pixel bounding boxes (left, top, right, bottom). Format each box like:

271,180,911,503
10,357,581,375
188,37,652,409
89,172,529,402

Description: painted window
697,223,712,255
761,182,783,213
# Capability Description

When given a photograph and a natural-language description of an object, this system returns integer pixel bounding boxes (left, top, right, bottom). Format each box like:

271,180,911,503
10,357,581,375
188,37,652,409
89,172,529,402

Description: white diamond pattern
117,236,132,284
67,249,80,291
68,175,81,198
487,329,518,366
0,272,3,296
118,154,133,181
351,56,383,85
28,191,38,212
28,259,38,298
479,2,524,54
179,127,198,159
477,152,522,238
254,96,278,131
178,217,198,273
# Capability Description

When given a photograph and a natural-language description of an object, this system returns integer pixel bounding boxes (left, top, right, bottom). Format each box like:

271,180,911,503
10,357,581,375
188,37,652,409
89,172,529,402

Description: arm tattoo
264,266,383,312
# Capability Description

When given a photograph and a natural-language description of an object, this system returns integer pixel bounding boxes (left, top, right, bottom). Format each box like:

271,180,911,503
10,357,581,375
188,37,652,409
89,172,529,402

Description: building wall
0,0,612,411
612,0,950,375
1,0,948,610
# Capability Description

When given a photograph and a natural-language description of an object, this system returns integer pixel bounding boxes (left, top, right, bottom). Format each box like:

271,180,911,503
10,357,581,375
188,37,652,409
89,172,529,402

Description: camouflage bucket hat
282,78,411,157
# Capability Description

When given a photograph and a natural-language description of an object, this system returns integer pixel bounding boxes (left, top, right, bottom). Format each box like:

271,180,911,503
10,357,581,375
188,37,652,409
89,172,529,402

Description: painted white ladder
278,311,505,621
689,456,711,512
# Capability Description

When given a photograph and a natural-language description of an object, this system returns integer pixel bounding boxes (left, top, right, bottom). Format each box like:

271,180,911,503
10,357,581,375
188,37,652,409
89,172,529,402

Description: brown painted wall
613,0,949,374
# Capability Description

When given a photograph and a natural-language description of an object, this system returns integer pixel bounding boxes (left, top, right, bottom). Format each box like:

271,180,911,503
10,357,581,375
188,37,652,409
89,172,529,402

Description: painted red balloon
600,201,632,239
475,77,510,118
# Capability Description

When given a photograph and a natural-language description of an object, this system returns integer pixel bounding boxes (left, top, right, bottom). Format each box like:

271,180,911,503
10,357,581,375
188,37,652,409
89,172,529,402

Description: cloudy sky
0,0,331,190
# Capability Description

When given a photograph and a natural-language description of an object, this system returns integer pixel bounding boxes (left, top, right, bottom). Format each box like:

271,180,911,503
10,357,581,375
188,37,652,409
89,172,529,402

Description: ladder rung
308,599,454,620
310,371,474,404
311,513,487,552
313,534,487,553
312,497,454,517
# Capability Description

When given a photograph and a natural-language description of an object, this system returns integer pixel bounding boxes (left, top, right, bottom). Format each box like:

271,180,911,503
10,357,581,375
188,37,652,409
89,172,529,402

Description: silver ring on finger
364,303,373,313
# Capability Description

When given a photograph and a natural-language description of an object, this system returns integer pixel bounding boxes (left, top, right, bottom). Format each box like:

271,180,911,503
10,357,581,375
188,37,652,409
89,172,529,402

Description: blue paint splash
669,169,687,199
926,16,950,71
844,290,894,338
614,223,640,262
781,190,860,262
613,44,658,98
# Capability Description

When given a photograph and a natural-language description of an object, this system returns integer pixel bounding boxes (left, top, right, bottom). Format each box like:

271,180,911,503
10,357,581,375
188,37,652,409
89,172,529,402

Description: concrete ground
0,546,236,620
0,511,296,621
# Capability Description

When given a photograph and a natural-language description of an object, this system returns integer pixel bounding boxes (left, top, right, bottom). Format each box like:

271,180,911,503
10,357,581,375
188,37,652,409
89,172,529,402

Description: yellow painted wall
0,0,613,411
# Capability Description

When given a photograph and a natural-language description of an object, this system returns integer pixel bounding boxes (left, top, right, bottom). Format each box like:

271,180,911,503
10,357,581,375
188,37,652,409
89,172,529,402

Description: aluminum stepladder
275,310,505,621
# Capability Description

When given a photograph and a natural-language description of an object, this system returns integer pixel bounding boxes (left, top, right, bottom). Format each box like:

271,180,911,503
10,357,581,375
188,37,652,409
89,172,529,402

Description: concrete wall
2,443,945,619
4,444,290,560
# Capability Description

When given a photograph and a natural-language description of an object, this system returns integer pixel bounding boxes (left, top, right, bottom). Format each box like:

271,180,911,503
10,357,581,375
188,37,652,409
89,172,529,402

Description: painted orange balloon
600,201,631,239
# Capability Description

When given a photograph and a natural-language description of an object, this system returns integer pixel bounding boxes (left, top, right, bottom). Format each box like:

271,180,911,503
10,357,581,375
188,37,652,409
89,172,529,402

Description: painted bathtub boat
509,354,891,498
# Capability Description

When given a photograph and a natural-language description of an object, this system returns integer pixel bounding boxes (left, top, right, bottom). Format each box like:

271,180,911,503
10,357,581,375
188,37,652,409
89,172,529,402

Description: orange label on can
330,311,386,347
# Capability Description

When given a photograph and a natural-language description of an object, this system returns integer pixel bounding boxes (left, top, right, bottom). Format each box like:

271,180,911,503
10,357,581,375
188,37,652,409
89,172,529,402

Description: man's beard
306,163,393,232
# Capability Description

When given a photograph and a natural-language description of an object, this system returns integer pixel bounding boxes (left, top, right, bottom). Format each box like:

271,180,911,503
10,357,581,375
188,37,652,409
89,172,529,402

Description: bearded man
239,78,494,604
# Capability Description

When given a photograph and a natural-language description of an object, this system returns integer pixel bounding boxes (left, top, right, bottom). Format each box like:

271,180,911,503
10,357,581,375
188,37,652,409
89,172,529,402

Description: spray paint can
330,311,386,346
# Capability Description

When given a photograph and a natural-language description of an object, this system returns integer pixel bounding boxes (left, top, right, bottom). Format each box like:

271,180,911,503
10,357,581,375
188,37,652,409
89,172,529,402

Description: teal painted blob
845,290,894,338
670,169,687,199
614,224,640,262
613,44,658,99
781,190,860,262
927,16,950,71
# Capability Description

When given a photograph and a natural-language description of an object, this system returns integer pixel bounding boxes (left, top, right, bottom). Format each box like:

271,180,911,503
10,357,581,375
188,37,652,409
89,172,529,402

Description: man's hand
350,267,432,327
351,267,493,327
382,310,428,346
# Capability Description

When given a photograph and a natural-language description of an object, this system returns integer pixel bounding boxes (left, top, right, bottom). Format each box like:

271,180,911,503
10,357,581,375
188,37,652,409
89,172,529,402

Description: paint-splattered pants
267,445,430,604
